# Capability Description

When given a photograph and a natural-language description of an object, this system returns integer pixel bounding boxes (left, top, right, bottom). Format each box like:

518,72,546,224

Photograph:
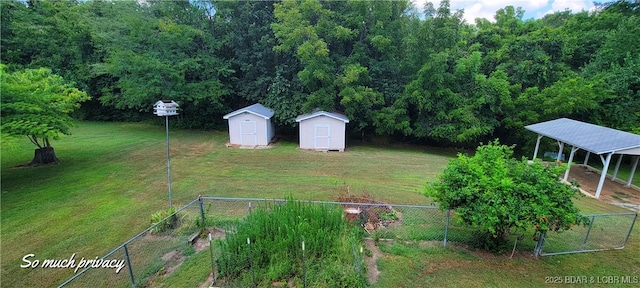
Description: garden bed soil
337,193,403,233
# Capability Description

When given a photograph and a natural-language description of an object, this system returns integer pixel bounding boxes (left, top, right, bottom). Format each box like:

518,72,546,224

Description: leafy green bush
426,140,589,251
217,199,366,287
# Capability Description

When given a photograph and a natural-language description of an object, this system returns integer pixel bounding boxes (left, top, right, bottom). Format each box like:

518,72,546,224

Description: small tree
1,65,89,165
426,140,588,250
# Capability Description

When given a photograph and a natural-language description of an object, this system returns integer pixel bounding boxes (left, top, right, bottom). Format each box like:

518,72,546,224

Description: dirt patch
568,165,640,212
337,190,403,233
161,250,184,276
185,141,214,156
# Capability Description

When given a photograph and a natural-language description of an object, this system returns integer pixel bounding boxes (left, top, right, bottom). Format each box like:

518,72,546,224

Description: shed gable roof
295,110,349,123
223,103,274,120
525,118,640,155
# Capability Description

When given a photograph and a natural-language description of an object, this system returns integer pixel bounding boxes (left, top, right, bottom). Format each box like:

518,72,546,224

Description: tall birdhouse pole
153,100,179,209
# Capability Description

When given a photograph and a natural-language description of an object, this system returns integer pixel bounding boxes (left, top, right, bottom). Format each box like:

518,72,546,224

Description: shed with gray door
296,110,349,151
223,103,275,147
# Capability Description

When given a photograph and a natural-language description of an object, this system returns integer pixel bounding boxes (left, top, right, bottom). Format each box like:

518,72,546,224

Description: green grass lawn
1,121,638,287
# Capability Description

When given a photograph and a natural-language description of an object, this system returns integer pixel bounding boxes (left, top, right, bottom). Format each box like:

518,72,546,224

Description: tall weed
217,199,366,286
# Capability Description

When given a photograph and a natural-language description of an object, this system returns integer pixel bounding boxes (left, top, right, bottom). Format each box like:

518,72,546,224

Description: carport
525,118,640,198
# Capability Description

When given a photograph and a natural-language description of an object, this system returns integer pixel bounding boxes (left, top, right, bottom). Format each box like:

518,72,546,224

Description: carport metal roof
525,118,640,156
525,118,640,198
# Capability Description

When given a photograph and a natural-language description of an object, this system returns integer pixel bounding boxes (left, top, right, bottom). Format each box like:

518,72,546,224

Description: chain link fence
58,198,203,288
535,212,637,256
58,197,637,287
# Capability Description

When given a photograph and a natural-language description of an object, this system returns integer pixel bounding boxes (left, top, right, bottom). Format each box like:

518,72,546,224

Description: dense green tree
375,0,482,142
213,0,277,103
213,0,304,128
391,50,511,144
0,0,94,88
272,0,405,137
0,65,89,164
426,141,589,249
1,0,637,145
588,54,640,133
580,3,640,133
87,0,233,127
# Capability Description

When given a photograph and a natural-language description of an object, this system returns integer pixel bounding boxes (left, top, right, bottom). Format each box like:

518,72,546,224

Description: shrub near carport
426,141,589,251
216,199,366,287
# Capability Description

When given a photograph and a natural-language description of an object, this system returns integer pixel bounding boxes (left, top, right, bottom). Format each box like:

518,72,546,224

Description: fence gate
536,212,637,256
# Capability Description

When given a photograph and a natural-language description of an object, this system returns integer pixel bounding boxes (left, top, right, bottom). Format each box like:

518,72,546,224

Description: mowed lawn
1,121,450,287
1,121,638,287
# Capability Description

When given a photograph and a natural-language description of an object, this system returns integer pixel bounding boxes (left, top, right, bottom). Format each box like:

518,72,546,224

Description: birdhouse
153,100,179,116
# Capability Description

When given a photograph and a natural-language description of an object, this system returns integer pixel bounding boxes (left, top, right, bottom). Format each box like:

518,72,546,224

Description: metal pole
557,141,564,162
166,115,172,209
534,231,546,257
247,238,255,287
627,156,639,187
583,151,590,165
623,213,637,247
123,244,135,288
581,215,596,251
564,146,579,181
612,154,623,181
533,134,543,160
208,233,216,285
199,196,206,229
596,153,614,198
444,209,450,247
302,241,306,288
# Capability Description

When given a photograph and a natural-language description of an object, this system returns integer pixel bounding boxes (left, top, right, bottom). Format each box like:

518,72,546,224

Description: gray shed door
241,121,257,146
315,125,330,149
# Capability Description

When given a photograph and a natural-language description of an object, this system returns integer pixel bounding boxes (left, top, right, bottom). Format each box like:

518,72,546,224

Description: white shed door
240,121,257,146
315,125,331,149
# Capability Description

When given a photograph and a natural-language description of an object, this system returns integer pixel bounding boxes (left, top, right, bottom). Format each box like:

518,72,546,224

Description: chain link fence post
534,231,546,257
623,213,637,246
123,244,135,288
198,195,206,230
581,215,596,250
444,209,451,247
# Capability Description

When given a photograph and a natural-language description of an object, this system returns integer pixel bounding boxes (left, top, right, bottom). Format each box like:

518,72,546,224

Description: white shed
223,103,275,147
295,110,349,151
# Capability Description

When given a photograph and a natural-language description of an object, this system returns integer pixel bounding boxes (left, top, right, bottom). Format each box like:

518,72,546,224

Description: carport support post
557,141,564,162
627,156,639,187
584,152,590,165
596,153,614,198
612,155,623,181
532,135,543,160
564,147,579,181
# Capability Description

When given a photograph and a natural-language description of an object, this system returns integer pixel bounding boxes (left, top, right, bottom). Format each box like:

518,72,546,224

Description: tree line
2,0,638,148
